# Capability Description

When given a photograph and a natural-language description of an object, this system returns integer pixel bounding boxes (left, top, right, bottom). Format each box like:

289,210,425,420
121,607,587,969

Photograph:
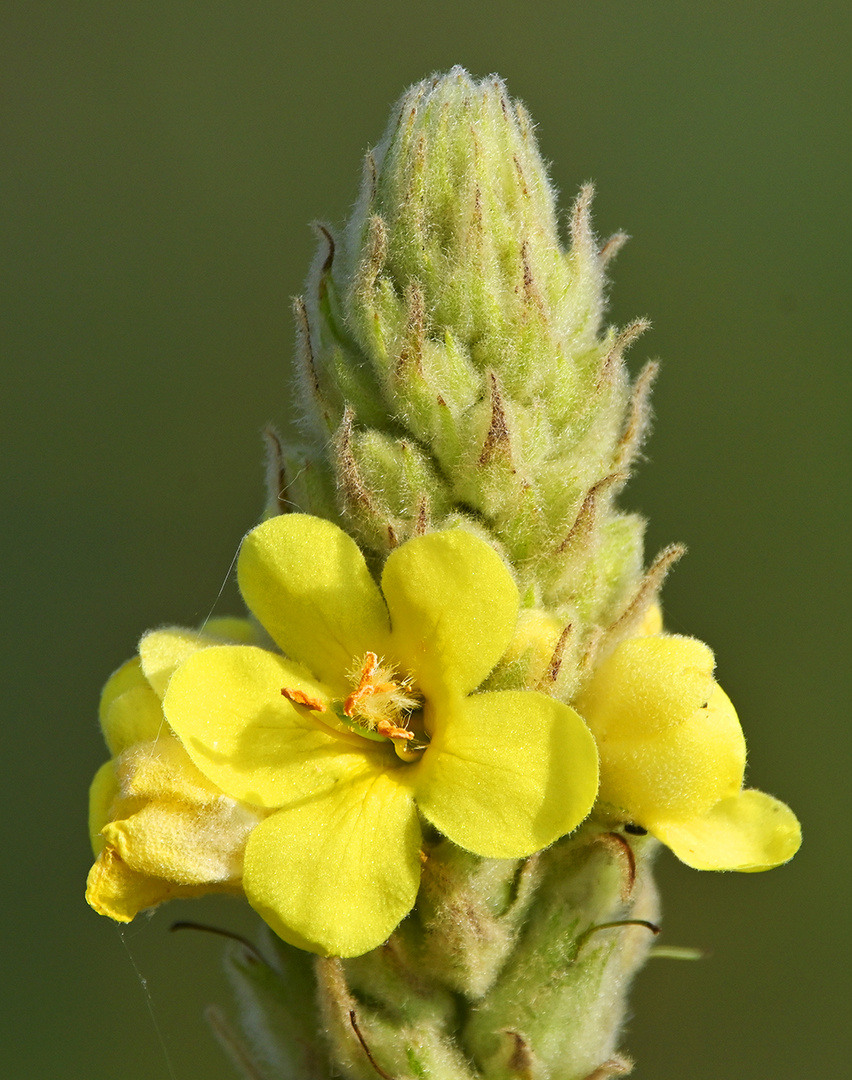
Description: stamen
281,687,326,712
375,719,414,741
340,651,423,748
344,652,384,717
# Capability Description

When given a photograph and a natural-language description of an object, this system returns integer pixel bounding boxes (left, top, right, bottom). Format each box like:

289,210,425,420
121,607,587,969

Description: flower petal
202,616,258,644
164,644,379,806
414,691,599,858
119,735,230,805
140,626,227,700
100,669,165,755
381,530,519,699
86,847,228,922
100,658,147,726
89,761,118,856
595,682,746,824
637,603,664,636
102,796,262,885
652,789,802,872
238,515,391,689
243,771,421,957
575,635,717,740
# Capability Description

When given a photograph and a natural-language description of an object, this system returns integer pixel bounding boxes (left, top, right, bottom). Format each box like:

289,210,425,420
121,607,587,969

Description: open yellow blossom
86,619,267,921
163,514,599,957
574,634,801,871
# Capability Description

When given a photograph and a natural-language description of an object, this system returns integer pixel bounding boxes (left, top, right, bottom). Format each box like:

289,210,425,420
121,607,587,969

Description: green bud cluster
277,67,670,702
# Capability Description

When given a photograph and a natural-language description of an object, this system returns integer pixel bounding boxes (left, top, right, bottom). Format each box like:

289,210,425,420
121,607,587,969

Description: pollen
281,687,326,712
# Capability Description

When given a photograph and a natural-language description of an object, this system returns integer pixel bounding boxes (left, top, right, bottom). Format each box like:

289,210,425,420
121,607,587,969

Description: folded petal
238,515,392,689
381,530,518,699
164,644,379,807
119,735,231,805
103,796,262,884
243,771,421,957
86,847,230,922
652,789,802,871
89,761,118,856
414,691,599,858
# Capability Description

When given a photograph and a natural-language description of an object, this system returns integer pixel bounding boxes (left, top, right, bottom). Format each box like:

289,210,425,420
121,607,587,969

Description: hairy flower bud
281,67,659,699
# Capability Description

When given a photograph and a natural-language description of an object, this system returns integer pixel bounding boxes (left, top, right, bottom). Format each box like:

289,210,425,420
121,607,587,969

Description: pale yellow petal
140,626,227,700
102,796,263,885
238,515,391,689
86,847,231,923
99,657,146,727
652,789,802,872
381,530,519,700
118,735,230,805
101,681,165,756
89,761,118,856
636,602,663,636
164,644,381,807
243,770,421,957
202,616,258,644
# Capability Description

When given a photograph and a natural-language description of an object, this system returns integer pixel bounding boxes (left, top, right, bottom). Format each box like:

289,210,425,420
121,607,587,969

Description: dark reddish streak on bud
558,473,626,553
538,624,573,691
479,373,511,465
594,832,637,900
507,1030,535,1074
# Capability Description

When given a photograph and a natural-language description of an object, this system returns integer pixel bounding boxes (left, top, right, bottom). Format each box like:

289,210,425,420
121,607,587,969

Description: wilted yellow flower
86,620,267,921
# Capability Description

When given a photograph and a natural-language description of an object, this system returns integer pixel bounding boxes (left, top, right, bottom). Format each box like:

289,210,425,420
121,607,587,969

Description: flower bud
288,68,655,699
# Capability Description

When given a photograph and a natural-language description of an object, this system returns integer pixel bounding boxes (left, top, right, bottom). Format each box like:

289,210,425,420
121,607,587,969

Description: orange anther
344,651,381,716
375,719,415,741
281,687,326,712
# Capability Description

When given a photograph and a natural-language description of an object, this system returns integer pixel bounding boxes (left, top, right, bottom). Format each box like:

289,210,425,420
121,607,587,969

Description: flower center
281,651,426,762
343,651,420,735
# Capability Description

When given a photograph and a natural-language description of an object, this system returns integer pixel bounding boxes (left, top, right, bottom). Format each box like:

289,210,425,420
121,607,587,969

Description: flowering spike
85,67,800,1080
558,473,628,555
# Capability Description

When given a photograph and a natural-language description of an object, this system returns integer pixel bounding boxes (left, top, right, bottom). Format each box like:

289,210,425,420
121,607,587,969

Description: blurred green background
2,2,849,1077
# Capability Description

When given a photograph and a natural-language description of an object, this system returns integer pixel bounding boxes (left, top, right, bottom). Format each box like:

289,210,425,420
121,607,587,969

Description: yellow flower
86,620,267,922
163,514,599,957
574,634,801,871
